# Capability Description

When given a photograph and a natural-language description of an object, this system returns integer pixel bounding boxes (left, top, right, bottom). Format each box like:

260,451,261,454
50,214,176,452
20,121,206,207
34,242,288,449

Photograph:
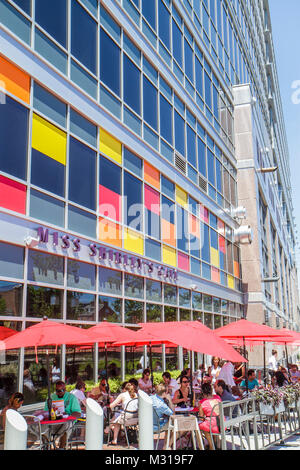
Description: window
0,96,28,180
145,279,162,302
28,250,64,285
164,285,177,304
67,260,96,291
160,95,172,144
0,242,24,279
184,39,194,83
68,205,96,238
30,189,65,227
142,0,156,29
123,55,140,114
67,292,96,321
187,125,196,167
179,288,191,308
35,0,67,47
69,137,96,210
99,156,121,222
124,273,144,299
158,0,170,49
71,0,97,73
70,108,97,148
174,111,185,156
143,76,158,130
124,148,142,177
99,296,121,322
146,304,162,322
172,19,182,66
124,300,144,324
0,281,22,316
124,171,142,231
100,28,120,96
26,285,63,318
99,267,122,296
33,83,66,128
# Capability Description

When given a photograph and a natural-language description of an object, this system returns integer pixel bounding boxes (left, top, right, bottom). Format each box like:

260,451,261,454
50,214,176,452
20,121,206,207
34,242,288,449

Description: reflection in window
204,312,213,329
203,295,212,312
214,315,221,329
213,297,221,313
146,303,162,322
164,285,177,305
99,267,122,296
0,281,22,317
28,250,64,285
179,288,191,308
180,309,191,321
192,292,202,310
124,300,143,324
26,286,63,318
66,344,93,384
67,260,96,291
0,242,24,279
0,348,20,408
193,310,203,322
145,279,162,302
67,292,95,321
164,306,177,322
99,296,121,322
71,0,97,73
124,274,144,299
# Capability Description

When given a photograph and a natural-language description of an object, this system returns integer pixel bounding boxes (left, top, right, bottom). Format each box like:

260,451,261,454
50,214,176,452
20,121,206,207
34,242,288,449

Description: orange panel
211,267,220,283
144,161,160,190
234,261,240,278
161,219,176,247
0,55,30,104
98,218,122,248
189,214,200,238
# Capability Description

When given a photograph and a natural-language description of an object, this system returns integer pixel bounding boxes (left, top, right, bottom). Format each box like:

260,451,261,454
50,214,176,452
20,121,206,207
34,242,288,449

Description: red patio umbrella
0,326,17,341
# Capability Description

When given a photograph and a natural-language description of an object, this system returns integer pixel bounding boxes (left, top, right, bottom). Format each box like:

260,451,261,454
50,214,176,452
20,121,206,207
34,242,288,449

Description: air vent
175,154,187,174
198,174,208,193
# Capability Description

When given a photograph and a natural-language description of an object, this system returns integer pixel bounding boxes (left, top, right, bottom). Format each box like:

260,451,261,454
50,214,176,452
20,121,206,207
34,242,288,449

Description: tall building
0,0,297,398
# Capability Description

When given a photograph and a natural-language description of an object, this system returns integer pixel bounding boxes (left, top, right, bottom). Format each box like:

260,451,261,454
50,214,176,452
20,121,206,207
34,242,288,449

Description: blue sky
269,0,300,267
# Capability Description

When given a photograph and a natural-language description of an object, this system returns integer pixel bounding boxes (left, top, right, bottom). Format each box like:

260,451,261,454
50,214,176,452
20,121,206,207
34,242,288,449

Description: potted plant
252,387,285,415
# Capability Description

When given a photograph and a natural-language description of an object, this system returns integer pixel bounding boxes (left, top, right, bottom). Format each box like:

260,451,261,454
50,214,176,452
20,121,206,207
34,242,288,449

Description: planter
259,402,285,416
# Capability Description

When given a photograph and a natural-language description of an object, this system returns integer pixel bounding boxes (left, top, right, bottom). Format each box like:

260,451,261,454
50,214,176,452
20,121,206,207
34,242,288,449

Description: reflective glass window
99,267,122,296
67,292,96,321
35,0,67,47
164,284,177,304
124,171,142,231
164,305,177,321
145,238,161,261
158,0,170,49
124,274,144,299
28,250,64,285
124,300,144,324
124,148,142,178
68,205,96,238
146,304,162,322
145,279,162,302
0,281,22,316
99,296,122,322
179,288,191,308
30,189,65,227
0,242,24,279
172,19,182,66
67,260,96,291
143,76,157,130
160,95,172,144
184,39,194,83
187,125,196,167
100,28,120,96
70,108,97,148
71,0,97,73
0,96,28,180
174,111,185,156
13,0,31,14
69,137,96,210
26,285,63,318
123,55,140,114
142,0,156,30
33,83,66,128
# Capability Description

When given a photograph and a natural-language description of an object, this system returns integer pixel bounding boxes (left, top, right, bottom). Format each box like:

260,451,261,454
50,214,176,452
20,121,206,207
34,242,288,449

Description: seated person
172,376,194,408
138,369,153,394
198,383,222,450
128,378,139,393
0,392,24,431
43,381,81,449
240,370,259,392
151,384,174,449
88,378,110,405
107,383,138,446
70,381,87,412
162,372,179,398
289,364,300,383
215,380,238,418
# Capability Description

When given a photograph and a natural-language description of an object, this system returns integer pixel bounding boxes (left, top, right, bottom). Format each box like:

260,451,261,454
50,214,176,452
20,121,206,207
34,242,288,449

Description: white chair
166,415,204,450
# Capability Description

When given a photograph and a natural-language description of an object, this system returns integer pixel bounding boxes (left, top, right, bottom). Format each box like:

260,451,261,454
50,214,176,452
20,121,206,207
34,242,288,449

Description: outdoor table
40,416,77,449
175,407,199,416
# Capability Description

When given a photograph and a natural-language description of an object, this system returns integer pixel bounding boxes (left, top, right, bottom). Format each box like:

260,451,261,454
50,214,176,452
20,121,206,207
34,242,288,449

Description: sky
269,0,300,271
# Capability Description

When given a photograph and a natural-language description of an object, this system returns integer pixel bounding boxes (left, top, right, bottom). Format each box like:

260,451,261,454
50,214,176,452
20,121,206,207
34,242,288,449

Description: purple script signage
37,227,178,282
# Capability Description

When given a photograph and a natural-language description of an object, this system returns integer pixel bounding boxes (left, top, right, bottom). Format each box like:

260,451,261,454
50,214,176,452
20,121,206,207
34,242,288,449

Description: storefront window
203,294,212,312
214,315,221,329
164,284,177,305
98,348,121,379
99,267,122,296
0,242,24,279
192,310,203,322
0,281,23,316
180,309,191,321
213,297,221,313
146,303,162,322
204,313,213,329
67,259,96,291
178,288,191,308
192,292,202,310
124,274,144,299
26,286,63,318
66,345,94,385
99,296,122,322
164,306,177,322
67,292,96,321
145,279,162,302
124,300,144,324
28,250,64,285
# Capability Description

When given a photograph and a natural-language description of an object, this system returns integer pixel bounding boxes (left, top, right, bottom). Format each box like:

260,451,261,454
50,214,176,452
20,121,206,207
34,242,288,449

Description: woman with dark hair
172,376,194,408
138,369,152,394
275,370,288,387
208,357,221,385
198,383,222,450
0,392,24,430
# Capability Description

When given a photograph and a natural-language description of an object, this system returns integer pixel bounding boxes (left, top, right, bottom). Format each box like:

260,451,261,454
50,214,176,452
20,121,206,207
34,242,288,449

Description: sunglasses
182,380,189,383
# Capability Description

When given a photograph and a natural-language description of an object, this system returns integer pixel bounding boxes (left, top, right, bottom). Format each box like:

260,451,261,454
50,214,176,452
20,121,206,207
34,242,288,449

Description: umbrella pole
105,343,111,440
243,337,248,394
149,343,154,393
263,341,266,386
285,343,290,381
190,353,194,407
46,350,52,416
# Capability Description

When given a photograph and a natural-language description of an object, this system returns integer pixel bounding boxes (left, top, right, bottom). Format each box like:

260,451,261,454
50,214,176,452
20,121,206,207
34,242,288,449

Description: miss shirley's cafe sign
36,226,178,283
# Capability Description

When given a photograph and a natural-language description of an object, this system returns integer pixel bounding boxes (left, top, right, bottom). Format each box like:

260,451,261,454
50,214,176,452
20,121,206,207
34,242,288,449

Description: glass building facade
0,0,297,399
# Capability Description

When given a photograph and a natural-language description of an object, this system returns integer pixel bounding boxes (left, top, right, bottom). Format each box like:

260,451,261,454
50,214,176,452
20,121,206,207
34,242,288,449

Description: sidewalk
268,432,300,451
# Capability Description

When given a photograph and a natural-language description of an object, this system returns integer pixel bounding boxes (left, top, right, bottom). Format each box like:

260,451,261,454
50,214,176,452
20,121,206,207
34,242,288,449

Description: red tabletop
41,416,77,425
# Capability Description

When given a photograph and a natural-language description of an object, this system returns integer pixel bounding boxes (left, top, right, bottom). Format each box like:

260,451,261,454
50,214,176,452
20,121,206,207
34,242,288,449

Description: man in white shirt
217,361,236,389
162,372,179,398
268,350,278,373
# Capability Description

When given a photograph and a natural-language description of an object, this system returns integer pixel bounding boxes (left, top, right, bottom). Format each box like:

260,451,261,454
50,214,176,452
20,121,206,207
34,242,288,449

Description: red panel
99,185,121,222
0,175,26,214
178,252,190,271
144,185,160,215
219,235,226,254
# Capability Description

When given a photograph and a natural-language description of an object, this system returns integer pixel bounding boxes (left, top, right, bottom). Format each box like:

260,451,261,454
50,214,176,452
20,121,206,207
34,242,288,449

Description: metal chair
166,414,204,450
153,407,170,450
22,414,44,450
68,418,86,450
122,398,139,448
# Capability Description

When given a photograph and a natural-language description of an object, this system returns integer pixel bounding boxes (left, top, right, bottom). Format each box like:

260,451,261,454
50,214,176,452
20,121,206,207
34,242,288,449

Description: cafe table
174,406,199,416
40,415,77,449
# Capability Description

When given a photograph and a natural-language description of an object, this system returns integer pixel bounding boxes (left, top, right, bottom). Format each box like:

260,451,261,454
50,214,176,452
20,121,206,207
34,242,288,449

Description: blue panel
145,238,161,262
124,171,142,231
124,148,143,178
100,156,121,194
0,242,24,279
70,108,97,148
31,148,65,197
71,0,97,73
160,94,172,144
143,76,158,130
68,205,96,238
33,83,67,128
69,137,96,210
71,60,97,98
0,96,28,180
35,29,67,74
35,0,67,47
161,175,175,200
174,111,185,156
100,28,120,96
123,55,140,114
0,0,31,44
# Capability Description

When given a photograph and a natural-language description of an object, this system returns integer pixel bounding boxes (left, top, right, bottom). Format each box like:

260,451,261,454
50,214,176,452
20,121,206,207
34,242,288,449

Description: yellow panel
99,128,122,164
124,228,144,255
32,113,66,165
176,185,188,207
162,245,177,267
210,247,219,268
227,275,234,289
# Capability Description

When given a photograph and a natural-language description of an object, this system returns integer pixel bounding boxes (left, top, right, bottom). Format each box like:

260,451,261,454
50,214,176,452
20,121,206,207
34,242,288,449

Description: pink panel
211,267,220,283
144,184,160,215
0,175,26,214
99,185,121,222
199,204,209,223
178,252,190,271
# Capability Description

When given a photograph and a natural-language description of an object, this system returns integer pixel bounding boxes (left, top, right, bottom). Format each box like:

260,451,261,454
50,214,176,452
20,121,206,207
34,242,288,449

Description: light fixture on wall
24,236,40,247
231,206,246,220
233,226,253,244
262,276,280,282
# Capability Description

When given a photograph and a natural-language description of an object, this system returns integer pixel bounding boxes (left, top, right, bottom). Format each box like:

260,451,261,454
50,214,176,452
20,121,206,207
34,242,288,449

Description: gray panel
0,242,24,279
30,189,65,227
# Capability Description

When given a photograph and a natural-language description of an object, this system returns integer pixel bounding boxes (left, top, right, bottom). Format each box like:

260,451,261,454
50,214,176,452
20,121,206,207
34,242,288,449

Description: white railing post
4,410,27,450
85,398,104,450
138,390,153,450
